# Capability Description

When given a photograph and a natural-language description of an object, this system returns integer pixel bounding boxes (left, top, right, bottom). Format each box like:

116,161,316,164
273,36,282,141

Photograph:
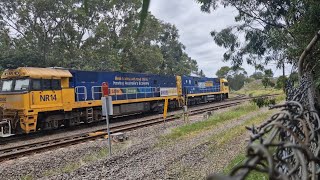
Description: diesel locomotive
0,67,229,137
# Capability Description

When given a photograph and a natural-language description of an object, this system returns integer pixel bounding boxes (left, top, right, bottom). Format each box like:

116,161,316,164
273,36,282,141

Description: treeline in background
0,0,201,76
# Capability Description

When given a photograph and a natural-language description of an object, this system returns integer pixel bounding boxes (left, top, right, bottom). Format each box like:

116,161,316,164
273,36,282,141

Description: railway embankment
0,101,280,180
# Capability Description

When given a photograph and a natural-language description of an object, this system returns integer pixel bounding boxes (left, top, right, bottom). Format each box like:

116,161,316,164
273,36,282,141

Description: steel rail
0,94,279,162
0,94,246,145
0,100,246,162
0,93,261,146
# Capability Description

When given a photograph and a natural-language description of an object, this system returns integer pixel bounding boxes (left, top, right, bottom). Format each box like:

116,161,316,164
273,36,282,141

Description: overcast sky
149,0,291,77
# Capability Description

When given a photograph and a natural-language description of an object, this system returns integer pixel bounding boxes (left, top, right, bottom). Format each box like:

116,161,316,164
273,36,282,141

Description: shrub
251,97,276,108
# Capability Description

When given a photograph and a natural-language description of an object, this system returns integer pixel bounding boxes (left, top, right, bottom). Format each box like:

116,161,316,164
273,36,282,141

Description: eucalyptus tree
196,0,320,74
215,66,248,90
0,0,199,76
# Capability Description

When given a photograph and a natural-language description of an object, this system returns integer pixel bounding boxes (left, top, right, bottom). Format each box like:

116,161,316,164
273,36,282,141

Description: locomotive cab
220,78,229,99
0,67,73,137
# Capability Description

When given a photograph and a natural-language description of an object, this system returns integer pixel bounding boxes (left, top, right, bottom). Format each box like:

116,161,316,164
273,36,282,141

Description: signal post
101,82,113,155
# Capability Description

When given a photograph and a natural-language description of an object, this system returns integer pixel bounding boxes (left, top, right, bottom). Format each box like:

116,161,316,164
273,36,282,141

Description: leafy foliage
264,69,274,78
262,78,270,88
197,0,320,76
215,66,231,78
251,97,276,108
216,66,247,90
0,0,198,75
276,76,288,89
250,72,264,80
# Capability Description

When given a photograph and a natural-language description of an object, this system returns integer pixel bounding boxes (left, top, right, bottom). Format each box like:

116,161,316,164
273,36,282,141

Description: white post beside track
102,96,113,155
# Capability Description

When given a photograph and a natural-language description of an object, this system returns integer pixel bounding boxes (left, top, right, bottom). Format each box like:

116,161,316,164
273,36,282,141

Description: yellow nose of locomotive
0,67,73,136
0,94,25,109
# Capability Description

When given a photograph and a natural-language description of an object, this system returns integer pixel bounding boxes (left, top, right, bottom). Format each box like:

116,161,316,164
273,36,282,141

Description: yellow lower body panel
20,114,38,133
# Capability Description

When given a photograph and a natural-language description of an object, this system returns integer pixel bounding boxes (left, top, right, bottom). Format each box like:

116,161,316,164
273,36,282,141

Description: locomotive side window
224,82,229,86
32,80,41,90
14,79,30,91
42,80,52,90
31,79,61,91
52,79,61,90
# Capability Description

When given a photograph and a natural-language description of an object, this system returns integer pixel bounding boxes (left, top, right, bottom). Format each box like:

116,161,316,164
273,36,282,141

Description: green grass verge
232,79,284,97
168,108,275,179
209,110,274,147
275,94,285,103
223,153,268,180
241,88,283,97
219,111,276,180
158,103,259,146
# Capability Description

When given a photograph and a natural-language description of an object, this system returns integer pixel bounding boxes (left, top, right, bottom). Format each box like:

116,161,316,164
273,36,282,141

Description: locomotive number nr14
40,94,57,102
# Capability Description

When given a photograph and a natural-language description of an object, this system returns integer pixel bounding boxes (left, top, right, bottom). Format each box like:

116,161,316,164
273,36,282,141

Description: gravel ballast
0,103,273,180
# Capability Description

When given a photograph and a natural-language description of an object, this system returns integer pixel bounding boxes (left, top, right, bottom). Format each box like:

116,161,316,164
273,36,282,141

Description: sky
149,0,291,77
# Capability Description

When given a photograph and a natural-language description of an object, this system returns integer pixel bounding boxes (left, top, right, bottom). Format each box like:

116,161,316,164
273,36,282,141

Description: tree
216,66,248,90
250,72,264,80
198,69,206,77
264,69,274,78
276,76,288,89
196,0,320,81
216,66,231,78
262,77,271,88
228,73,247,91
158,23,198,75
0,0,199,76
289,72,299,84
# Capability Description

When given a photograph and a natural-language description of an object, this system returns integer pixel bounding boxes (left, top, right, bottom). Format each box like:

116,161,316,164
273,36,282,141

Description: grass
275,94,286,103
62,162,82,173
42,147,109,177
209,110,274,147
168,107,275,179
236,88,283,97
217,110,277,180
20,175,33,180
83,148,108,162
232,79,284,97
223,153,268,180
158,103,259,146
223,153,246,174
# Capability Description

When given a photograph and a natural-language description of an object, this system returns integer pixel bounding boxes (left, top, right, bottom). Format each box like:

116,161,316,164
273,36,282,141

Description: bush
276,76,287,89
251,97,276,108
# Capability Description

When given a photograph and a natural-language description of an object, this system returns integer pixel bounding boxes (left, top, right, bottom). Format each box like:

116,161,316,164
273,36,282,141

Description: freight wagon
0,67,229,137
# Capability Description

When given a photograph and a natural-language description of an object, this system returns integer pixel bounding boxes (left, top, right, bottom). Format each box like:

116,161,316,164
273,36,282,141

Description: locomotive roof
1,67,72,79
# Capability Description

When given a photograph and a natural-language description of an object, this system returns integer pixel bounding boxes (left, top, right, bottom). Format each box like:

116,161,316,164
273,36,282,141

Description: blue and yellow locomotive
0,67,229,136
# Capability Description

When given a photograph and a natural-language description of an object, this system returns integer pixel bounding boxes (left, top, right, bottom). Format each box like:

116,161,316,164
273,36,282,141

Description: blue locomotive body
0,67,229,136
69,70,177,101
182,76,221,95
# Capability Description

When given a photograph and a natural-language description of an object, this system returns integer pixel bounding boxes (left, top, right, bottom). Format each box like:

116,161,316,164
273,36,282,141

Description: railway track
0,94,277,162
0,94,247,146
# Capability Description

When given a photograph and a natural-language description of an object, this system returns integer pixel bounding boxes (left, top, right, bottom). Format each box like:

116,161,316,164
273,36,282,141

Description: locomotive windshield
1,80,13,92
0,79,30,92
14,79,30,91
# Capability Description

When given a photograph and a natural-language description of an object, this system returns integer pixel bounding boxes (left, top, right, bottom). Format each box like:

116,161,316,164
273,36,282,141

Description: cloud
149,0,291,77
